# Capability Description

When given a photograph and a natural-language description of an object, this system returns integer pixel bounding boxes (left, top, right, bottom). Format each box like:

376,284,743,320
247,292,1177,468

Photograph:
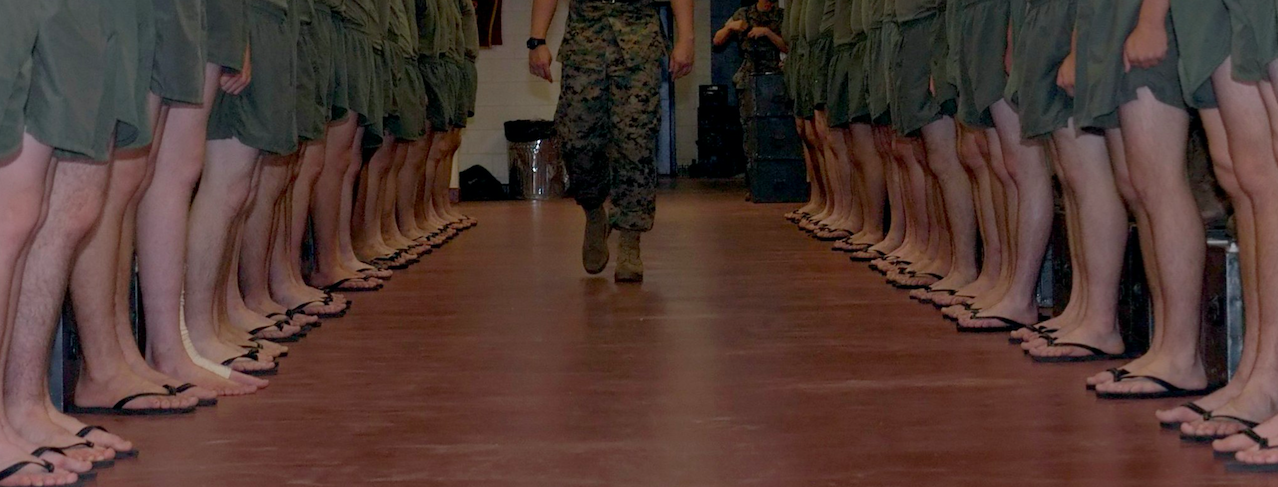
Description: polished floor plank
89,181,1276,486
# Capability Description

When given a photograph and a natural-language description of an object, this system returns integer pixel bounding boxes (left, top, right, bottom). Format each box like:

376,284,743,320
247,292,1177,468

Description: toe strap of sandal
112,391,177,410
31,446,65,458
1242,428,1272,449
0,460,52,483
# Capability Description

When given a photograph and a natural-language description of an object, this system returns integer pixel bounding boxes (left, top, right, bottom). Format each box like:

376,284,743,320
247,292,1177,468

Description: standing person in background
528,0,695,283
714,0,787,117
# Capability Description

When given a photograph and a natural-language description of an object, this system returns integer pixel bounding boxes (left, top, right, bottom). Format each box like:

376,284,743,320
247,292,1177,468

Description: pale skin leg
1026,121,1129,357
1093,87,1206,395
1217,61,1278,462
847,123,886,245
311,115,379,289
138,64,263,395
958,101,1052,328
0,134,85,485
268,139,348,313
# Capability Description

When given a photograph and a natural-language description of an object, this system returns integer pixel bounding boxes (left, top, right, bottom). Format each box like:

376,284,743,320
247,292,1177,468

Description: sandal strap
1182,402,1210,417
1242,428,1272,449
112,391,176,410
1114,374,1185,393
1044,341,1110,357
76,426,108,438
1211,415,1260,429
0,461,52,482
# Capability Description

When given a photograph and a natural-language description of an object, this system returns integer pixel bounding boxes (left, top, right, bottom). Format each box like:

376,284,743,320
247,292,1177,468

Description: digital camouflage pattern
730,4,785,88
556,0,665,232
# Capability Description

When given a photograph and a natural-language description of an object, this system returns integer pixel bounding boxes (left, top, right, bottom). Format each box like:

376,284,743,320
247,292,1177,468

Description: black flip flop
286,298,346,320
249,321,304,343
321,277,383,293
1159,402,1210,430
1095,375,1218,400
1030,341,1129,363
850,249,886,262
66,392,196,416
165,383,218,407
1180,415,1259,443
35,442,111,471
76,426,138,459
1226,429,1278,471
956,315,1032,333
1085,368,1131,391
220,351,280,377
0,460,55,485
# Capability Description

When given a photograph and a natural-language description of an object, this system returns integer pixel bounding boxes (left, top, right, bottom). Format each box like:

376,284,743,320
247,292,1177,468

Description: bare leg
6,159,116,469
312,116,378,289
1094,87,1206,395
848,123,885,244
354,136,399,261
269,139,346,314
959,101,1052,328
138,65,261,394
0,134,86,485
1027,121,1128,358
184,138,276,373
790,118,825,217
922,117,978,289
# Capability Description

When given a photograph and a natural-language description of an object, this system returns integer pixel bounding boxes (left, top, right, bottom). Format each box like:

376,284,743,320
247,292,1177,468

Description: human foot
45,413,133,456
1093,358,1210,399
1179,382,1278,441
72,369,197,413
0,446,78,487
1025,325,1125,362
6,407,112,467
1156,380,1248,429
149,355,260,396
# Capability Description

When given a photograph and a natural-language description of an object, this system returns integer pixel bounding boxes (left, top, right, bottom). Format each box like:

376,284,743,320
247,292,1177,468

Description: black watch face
527,38,544,49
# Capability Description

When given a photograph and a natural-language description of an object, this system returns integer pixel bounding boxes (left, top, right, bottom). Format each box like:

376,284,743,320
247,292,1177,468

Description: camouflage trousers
555,9,663,232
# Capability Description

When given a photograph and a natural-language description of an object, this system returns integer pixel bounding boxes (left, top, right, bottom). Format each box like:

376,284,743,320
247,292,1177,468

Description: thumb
1123,50,1132,73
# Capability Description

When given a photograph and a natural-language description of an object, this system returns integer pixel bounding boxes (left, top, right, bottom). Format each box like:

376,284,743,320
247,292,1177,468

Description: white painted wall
457,0,714,184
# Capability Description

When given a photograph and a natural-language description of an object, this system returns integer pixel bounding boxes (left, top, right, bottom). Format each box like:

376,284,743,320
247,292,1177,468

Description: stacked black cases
694,85,746,178
742,74,807,203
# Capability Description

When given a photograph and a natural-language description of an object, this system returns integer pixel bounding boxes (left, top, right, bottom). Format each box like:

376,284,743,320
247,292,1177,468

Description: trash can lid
504,120,556,143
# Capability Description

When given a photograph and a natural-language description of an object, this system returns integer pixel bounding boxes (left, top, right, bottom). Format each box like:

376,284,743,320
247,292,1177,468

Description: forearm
766,30,786,52
530,0,557,39
1137,0,1170,29
671,0,695,45
713,26,734,47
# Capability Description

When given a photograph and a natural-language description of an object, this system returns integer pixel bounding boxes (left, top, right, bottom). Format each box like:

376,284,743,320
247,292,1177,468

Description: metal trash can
505,120,566,200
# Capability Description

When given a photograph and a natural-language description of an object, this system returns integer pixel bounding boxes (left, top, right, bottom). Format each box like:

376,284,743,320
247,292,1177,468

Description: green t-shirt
832,0,855,44
388,0,415,54
786,0,806,41
416,0,440,55
894,0,942,22
341,0,379,40
804,0,829,39
460,0,480,59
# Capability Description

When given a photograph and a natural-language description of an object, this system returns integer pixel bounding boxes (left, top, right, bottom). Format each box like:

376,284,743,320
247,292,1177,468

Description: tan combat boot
582,207,611,274
615,230,643,283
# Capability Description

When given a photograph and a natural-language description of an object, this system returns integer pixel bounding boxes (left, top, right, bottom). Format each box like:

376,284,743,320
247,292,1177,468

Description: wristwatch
526,38,547,50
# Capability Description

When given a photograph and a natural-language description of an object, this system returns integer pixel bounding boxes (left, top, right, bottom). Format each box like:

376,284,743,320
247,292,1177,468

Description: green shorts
807,34,835,113
107,0,157,153
150,0,206,104
386,50,427,140
0,1,42,159
206,0,247,70
418,56,455,131
1225,0,1278,82
335,22,377,129
441,57,470,129
827,40,871,126
27,0,114,161
207,2,298,155
1014,0,1075,139
866,26,892,123
790,39,813,118
296,19,327,142
363,46,389,147
462,58,478,119
1074,0,1189,130
324,11,351,121
888,12,958,135
955,0,1010,128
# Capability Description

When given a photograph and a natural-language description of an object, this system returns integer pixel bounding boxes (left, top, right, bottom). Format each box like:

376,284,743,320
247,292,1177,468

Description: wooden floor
91,181,1277,486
